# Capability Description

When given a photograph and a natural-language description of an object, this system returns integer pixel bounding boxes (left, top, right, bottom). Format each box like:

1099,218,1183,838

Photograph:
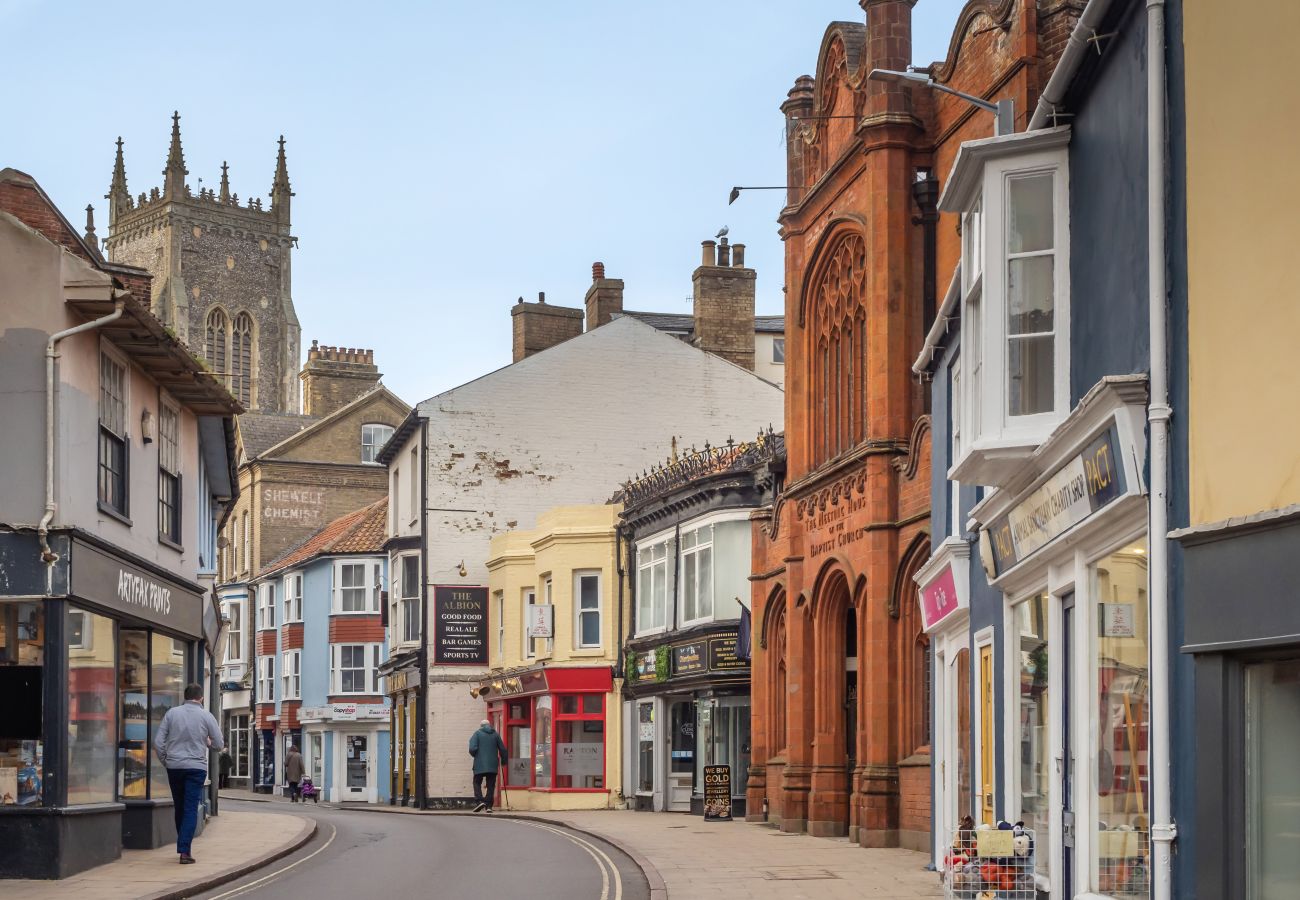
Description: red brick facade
328,615,384,644
746,0,1072,850
256,630,278,657
281,622,304,651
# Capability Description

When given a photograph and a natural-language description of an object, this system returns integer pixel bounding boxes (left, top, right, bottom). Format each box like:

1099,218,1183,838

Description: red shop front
480,666,617,811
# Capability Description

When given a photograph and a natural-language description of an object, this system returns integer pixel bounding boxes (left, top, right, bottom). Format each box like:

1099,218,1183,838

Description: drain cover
762,869,840,881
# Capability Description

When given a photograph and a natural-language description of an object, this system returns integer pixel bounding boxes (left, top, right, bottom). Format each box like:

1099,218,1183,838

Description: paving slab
1,810,315,900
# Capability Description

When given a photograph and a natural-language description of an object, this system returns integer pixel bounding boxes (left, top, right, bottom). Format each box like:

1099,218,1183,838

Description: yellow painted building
480,504,623,811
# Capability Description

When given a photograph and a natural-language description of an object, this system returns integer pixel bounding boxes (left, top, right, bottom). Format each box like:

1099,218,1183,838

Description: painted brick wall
281,622,304,651
256,630,277,656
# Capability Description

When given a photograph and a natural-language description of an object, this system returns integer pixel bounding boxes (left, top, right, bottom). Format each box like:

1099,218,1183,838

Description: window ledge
97,502,132,527
331,610,382,617
948,433,1051,488
570,648,606,657
157,535,184,553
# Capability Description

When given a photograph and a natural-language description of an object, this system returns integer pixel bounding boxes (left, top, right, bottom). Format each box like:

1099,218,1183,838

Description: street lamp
868,68,1014,136
728,186,789,205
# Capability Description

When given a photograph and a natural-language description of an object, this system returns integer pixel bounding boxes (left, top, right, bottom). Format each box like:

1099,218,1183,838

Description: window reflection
68,607,116,805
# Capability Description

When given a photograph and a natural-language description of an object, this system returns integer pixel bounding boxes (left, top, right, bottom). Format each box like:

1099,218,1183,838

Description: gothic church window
205,308,229,383
809,233,868,463
231,313,254,408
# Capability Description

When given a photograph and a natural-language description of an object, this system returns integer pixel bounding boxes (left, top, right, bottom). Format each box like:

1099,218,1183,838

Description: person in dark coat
284,745,305,802
468,719,508,812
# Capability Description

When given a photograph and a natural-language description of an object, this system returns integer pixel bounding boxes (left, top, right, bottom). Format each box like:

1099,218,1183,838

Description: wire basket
942,824,1039,900
1097,827,1149,897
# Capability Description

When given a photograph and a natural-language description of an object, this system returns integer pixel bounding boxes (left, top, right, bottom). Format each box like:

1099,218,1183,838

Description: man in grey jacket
154,683,224,864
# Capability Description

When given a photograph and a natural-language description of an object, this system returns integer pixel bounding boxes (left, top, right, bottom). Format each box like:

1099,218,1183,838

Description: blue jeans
167,768,206,855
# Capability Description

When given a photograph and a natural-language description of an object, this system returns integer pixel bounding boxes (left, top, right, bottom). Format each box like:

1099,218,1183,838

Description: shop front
298,702,390,804
623,626,750,818
383,660,420,807
968,379,1151,899
0,534,207,879
478,666,617,811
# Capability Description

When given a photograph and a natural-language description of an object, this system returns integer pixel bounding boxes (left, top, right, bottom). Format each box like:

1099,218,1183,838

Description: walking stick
498,764,510,811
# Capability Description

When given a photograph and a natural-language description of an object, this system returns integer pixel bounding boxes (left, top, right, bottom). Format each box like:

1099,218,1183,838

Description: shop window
0,602,44,807
1016,592,1050,881
1246,658,1300,899
336,561,381,614
98,351,128,516
637,701,655,794
283,573,302,623
635,538,670,635
361,423,394,464
227,714,250,778
114,629,183,802
1092,540,1149,896
281,649,301,700
574,571,601,649
534,696,553,788
332,643,381,695
554,693,604,790
697,697,750,799
505,700,531,787
680,525,713,625
149,634,184,799
158,401,181,545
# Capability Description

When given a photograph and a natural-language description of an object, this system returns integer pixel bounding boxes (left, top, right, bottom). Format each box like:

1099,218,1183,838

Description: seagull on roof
716,226,729,240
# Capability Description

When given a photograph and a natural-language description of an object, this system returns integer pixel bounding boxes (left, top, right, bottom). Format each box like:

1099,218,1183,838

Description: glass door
309,733,323,785
979,643,995,824
1062,592,1075,896
345,734,369,799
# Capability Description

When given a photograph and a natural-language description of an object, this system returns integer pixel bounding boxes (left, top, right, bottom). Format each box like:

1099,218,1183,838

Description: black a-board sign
433,585,488,665
703,764,732,820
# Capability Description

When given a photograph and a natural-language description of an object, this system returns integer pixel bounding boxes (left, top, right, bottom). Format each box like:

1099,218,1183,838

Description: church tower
103,112,302,413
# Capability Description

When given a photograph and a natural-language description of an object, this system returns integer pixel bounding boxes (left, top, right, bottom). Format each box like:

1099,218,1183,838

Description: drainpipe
1028,0,1117,131
40,299,125,578
1146,1,1175,897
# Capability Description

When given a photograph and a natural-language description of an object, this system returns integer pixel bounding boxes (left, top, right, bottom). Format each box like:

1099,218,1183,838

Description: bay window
332,643,381,694
282,573,302,623
257,582,276,630
335,560,381,613
941,127,1071,487
680,525,714,625
257,656,275,701
281,649,301,700
224,599,245,664
400,554,419,643
636,537,670,635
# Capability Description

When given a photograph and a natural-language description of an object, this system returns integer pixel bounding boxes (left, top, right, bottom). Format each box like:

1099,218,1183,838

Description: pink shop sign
919,565,961,631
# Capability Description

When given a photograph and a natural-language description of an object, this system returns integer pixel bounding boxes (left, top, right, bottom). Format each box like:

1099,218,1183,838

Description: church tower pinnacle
106,137,130,226
271,136,292,224
163,111,188,198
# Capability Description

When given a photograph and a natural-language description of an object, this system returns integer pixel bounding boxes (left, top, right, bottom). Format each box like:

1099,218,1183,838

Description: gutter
911,267,962,376
40,298,125,578
1028,0,1118,130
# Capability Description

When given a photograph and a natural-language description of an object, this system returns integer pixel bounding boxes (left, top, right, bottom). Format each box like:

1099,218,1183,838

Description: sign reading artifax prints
983,426,1126,577
70,539,203,636
433,586,488,665
703,765,732,821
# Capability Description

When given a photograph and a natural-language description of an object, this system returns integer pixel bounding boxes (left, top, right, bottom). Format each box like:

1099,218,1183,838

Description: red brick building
746,0,1076,849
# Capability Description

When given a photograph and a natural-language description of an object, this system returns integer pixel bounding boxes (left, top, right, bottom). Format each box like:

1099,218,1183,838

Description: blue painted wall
376,731,391,803
301,558,333,706
1068,3,1151,405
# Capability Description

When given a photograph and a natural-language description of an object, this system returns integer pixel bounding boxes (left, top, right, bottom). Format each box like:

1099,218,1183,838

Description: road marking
514,819,623,900
205,821,338,899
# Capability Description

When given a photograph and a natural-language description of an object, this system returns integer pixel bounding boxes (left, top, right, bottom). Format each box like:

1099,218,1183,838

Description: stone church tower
103,112,301,413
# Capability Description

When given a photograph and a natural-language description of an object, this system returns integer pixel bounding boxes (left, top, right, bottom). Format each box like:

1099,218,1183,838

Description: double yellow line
514,819,624,900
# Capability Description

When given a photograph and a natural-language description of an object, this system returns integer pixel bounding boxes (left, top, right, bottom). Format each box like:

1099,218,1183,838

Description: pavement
0,809,315,900
338,800,943,900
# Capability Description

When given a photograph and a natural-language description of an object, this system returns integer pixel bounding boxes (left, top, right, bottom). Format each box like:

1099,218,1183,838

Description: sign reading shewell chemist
983,425,1126,577
433,586,489,665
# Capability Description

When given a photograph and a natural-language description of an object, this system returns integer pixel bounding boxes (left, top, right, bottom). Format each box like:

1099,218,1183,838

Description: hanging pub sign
703,765,732,821
433,585,488,665
982,425,1126,577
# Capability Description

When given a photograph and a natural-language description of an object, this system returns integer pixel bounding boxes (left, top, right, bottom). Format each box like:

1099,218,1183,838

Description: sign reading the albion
433,585,488,665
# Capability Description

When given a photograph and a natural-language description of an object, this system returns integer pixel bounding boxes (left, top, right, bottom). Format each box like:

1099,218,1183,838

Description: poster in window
703,764,732,820
433,586,488,665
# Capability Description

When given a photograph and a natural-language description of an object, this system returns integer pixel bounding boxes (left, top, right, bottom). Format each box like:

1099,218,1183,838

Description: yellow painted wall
1184,0,1300,524
485,503,624,810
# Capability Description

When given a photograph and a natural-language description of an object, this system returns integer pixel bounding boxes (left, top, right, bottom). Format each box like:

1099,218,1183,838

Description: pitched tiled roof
259,498,388,578
239,412,319,460
619,311,786,335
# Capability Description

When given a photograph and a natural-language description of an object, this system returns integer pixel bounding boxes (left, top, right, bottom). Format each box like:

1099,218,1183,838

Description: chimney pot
538,291,546,304
717,240,731,267
701,240,717,267
733,243,746,267
592,261,605,281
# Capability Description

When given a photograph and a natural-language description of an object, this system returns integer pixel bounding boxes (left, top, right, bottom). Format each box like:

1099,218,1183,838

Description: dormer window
940,126,1072,487
361,423,394,464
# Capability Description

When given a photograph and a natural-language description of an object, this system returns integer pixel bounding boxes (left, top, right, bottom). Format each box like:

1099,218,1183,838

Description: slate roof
619,311,785,335
238,412,319,460
259,497,389,578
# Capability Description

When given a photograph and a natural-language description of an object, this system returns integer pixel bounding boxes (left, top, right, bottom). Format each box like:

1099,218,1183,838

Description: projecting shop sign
433,585,488,665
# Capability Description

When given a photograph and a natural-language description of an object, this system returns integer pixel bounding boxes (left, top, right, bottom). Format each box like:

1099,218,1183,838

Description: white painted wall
753,332,786,388
413,316,784,800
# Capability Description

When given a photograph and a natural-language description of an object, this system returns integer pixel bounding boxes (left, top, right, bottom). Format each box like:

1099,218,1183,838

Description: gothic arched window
205,308,229,382
808,233,868,464
231,313,254,408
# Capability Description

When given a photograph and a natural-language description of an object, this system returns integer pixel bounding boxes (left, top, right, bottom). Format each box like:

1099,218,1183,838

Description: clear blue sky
3,0,967,404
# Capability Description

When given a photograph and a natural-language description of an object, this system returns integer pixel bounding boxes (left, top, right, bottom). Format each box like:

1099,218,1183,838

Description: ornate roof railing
613,427,784,508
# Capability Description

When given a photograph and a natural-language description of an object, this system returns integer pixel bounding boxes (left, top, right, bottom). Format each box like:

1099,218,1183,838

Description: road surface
193,799,650,900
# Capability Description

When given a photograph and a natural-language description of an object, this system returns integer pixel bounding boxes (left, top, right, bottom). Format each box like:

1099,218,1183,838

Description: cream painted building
479,505,623,811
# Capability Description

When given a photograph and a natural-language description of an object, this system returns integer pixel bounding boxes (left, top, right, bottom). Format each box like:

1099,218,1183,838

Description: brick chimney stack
511,291,584,362
299,341,382,417
693,235,756,370
584,260,625,330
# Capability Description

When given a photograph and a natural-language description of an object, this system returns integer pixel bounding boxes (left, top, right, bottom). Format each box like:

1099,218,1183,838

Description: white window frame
331,642,382,695
334,559,382,614
282,572,303,623
281,649,301,700
541,577,554,657
522,588,538,659
947,135,1071,487
398,554,420,644
573,570,602,650
772,337,785,364
634,529,673,637
257,582,276,630
224,599,246,664
258,655,275,701
949,353,963,537
679,523,714,627
361,423,394,464
494,590,505,663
